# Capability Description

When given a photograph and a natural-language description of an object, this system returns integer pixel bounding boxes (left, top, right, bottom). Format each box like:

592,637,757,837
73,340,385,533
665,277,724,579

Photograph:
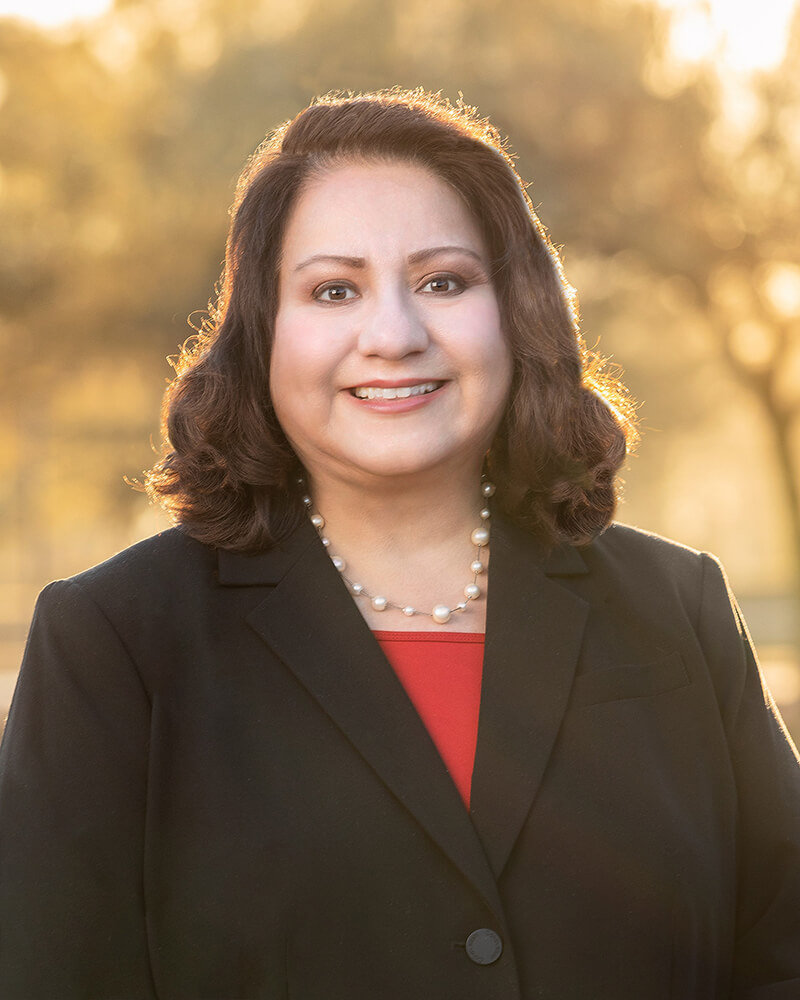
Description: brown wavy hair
145,88,637,551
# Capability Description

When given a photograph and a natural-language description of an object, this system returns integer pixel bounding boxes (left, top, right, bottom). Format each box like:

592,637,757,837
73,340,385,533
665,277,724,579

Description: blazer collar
217,520,318,586
216,515,589,902
469,517,589,876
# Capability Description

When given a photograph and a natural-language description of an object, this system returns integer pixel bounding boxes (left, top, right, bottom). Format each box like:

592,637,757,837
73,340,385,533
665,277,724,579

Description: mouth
349,381,444,400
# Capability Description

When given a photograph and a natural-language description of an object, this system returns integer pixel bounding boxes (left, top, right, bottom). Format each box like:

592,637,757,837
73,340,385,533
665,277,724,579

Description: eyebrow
292,245,486,272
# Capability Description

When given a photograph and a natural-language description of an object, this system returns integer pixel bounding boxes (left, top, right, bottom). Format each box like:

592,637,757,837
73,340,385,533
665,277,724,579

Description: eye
314,282,358,303
419,273,465,294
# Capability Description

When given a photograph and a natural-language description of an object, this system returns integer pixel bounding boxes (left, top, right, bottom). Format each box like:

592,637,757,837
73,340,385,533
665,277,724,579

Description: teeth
353,382,441,400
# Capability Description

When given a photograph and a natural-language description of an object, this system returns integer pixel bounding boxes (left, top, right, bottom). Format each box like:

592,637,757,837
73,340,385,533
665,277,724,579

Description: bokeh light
0,0,111,27
654,0,796,72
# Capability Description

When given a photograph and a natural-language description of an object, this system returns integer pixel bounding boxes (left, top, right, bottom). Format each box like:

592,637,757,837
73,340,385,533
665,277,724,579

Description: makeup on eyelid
304,260,489,305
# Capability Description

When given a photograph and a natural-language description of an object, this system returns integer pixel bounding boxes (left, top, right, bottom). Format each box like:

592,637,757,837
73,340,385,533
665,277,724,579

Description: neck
308,463,484,553
303,463,493,632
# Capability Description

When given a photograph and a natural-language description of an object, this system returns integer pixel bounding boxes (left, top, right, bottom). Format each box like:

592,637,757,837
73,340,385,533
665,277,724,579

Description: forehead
280,160,486,262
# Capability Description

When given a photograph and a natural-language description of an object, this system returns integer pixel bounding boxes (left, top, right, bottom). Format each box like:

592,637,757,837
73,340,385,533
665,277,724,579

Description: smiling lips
350,381,443,400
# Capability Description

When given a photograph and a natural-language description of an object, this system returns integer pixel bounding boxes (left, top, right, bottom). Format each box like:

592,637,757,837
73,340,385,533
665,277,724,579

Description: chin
350,445,478,482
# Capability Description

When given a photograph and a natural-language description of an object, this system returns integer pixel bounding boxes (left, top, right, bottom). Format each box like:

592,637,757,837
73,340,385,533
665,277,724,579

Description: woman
1,89,799,999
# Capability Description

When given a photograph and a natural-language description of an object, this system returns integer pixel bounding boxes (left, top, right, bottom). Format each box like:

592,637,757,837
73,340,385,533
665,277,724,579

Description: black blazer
1,516,799,999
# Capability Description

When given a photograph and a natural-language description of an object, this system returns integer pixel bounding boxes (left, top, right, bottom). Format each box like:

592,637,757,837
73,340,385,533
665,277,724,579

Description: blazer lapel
218,520,504,916
469,516,590,877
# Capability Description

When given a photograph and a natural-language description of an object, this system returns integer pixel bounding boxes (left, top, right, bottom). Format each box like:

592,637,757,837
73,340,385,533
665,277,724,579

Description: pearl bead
471,560,485,575
302,495,312,506
432,605,451,624
480,507,491,520
402,606,416,617
465,582,481,600
372,596,388,612
481,481,496,497
351,583,364,594
471,526,490,547
331,555,346,572
321,536,331,547
310,513,325,529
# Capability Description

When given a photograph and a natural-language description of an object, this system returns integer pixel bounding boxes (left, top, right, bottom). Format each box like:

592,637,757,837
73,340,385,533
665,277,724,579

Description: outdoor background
1,0,799,741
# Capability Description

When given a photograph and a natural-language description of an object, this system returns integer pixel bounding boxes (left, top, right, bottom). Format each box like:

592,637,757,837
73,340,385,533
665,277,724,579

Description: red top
374,630,485,810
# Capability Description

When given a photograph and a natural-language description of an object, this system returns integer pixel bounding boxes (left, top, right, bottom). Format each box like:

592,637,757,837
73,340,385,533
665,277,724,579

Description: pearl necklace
302,480,495,625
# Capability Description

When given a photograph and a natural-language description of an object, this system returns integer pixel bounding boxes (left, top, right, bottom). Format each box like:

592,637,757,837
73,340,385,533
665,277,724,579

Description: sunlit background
1,0,799,738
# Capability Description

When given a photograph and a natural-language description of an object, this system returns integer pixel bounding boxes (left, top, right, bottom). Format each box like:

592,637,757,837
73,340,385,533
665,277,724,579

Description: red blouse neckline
372,630,485,642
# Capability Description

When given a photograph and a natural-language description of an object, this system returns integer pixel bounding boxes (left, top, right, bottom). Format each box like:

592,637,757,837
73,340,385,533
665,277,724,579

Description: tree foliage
0,0,798,616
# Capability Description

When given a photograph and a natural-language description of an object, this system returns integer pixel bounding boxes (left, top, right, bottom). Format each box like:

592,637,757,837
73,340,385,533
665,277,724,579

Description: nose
356,285,430,359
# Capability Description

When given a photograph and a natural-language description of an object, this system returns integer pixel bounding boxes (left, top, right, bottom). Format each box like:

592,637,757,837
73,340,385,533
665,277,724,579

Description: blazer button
465,928,503,965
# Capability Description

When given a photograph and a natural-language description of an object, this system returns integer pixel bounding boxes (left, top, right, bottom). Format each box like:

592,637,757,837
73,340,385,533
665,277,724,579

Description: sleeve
697,554,800,999
0,579,157,999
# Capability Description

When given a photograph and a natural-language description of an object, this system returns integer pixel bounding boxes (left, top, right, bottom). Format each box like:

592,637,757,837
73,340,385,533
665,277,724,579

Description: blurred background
0,0,799,740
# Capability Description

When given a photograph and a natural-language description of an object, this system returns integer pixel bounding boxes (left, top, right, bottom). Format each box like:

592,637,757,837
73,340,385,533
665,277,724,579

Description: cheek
486,354,513,420
268,334,291,409
480,347,513,422
271,313,343,384
496,335,514,386
271,317,315,388
268,318,309,430
466,305,512,392
269,316,343,436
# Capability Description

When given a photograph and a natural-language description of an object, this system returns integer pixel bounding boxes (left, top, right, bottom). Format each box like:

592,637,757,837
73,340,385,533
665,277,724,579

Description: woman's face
271,160,513,489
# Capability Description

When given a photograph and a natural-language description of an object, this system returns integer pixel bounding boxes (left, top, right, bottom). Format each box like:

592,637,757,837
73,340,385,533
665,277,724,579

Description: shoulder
25,529,223,693
37,528,217,622
571,522,736,634
569,525,754,713
587,521,706,567
582,521,723,587
73,526,215,587
72,526,213,587
500,515,727,607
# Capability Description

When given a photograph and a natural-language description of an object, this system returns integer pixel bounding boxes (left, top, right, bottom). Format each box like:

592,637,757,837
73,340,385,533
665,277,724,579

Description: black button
465,928,503,965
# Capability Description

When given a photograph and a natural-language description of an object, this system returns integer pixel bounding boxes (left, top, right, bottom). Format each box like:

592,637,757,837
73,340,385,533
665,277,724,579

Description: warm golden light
653,0,797,72
762,263,800,319
0,0,111,29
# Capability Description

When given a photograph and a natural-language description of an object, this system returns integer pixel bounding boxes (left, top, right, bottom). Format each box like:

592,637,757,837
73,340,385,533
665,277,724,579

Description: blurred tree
0,0,797,617
693,50,800,602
